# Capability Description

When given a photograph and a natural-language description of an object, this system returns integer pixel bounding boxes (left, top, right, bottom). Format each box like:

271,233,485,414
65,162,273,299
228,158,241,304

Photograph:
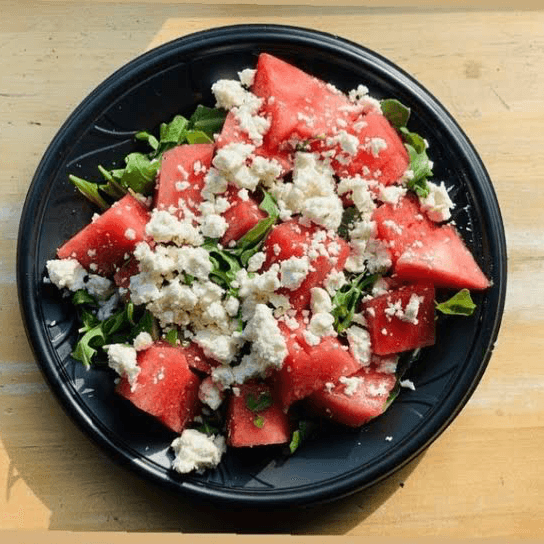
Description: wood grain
1,1,543,537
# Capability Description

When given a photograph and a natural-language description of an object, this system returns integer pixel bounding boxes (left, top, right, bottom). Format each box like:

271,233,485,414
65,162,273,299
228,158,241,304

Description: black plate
17,25,507,508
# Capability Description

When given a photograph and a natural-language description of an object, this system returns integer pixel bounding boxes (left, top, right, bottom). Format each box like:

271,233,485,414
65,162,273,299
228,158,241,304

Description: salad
45,53,490,474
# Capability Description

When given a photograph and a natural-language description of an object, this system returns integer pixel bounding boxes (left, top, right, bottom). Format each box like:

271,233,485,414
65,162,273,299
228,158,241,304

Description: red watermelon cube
154,143,215,219
395,224,491,290
362,282,436,356
307,367,397,427
57,193,150,277
116,343,201,434
226,382,290,447
252,53,356,152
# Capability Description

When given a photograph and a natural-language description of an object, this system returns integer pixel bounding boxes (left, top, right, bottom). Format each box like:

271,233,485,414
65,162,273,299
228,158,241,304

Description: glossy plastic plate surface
17,24,507,508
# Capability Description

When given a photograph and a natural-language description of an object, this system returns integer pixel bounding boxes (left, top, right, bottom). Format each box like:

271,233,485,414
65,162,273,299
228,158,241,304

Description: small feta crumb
346,325,371,366
170,429,226,474
339,375,365,396
419,181,454,222
400,379,416,391
385,436,393,442
133,332,153,351
247,251,266,273
105,344,140,390
46,258,87,291
124,228,136,240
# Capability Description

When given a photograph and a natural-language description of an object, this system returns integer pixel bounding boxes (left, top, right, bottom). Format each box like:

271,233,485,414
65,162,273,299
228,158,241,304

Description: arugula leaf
338,206,360,240
71,302,154,367
253,415,265,428
204,241,243,292
381,98,411,129
97,165,127,199
195,421,220,436
331,273,378,334
72,289,97,307
289,420,312,454
235,191,280,266
68,175,109,210
157,115,190,154
189,105,228,138
164,328,179,347
185,130,214,144
245,391,273,412
436,289,477,316
118,152,160,195
134,130,159,151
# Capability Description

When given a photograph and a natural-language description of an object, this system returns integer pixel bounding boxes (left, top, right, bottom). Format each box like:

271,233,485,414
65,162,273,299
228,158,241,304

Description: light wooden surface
2,1,543,538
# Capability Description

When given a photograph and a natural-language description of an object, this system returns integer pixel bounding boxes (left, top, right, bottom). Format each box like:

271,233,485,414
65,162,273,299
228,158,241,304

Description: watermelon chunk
307,367,397,427
220,187,267,246
362,283,436,356
331,113,409,185
175,341,220,375
226,382,290,447
252,53,356,152
154,143,215,219
395,224,491,290
215,111,293,173
262,220,350,311
274,321,361,409
116,343,201,433
57,193,150,276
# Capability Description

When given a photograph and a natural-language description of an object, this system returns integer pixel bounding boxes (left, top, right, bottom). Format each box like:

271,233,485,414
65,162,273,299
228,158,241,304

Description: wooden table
2,1,543,538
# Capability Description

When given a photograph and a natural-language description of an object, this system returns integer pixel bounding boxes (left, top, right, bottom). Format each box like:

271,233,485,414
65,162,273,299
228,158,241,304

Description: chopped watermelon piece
175,341,220,375
116,343,201,434
373,193,432,264
220,187,267,246
274,321,361,409
252,53,356,152
226,382,290,447
262,220,313,265
362,283,436,356
154,143,215,219
324,113,409,185
57,193,150,276
307,367,397,427
215,111,293,173
395,224,491,290
113,257,140,289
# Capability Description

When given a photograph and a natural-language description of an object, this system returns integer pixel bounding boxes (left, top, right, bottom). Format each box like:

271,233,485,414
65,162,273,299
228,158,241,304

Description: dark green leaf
381,98,411,129
164,328,179,347
72,289,97,307
436,289,477,316
97,165,127,199
331,273,378,333
195,422,220,435
118,152,160,195
134,130,159,151
185,130,214,144
289,420,311,454
68,175,109,210
245,391,273,412
71,326,107,368
338,206,360,240
253,415,265,428
188,105,228,138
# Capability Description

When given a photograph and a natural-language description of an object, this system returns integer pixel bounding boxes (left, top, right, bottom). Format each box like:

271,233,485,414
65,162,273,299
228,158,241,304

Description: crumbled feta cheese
238,68,256,88
247,251,266,273
133,332,153,351
105,344,140,389
280,256,310,290
310,287,333,315
171,429,226,474
198,380,223,410
211,79,248,110
346,325,371,366
419,181,454,222
339,375,364,396
400,379,416,391
85,274,113,300
46,258,87,291
199,213,228,239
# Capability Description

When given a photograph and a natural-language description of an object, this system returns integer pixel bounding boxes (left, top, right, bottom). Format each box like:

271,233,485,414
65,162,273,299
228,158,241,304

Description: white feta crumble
46,258,87,291
378,184,407,206
105,344,140,390
198,379,223,410
280,256,310,290
238,68,256,88
133,332,153,351
247,251,266,273
339,375,365,396
211,79,248,110
310,287,333,315
85,274,113,300
400,379,416,391
199,213,228,239
346,325,371,367
419,181,454,222
171,429,226,474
